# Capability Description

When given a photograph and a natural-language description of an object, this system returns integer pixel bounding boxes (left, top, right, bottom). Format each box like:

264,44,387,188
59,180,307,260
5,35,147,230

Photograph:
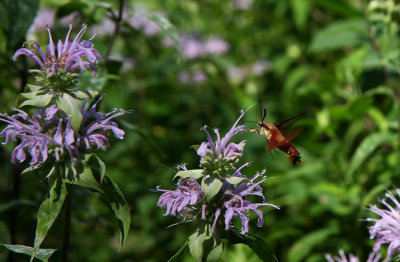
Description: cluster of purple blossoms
367,189,400,259
163,35,229,59
325,250,381,262
157,166,277,234
128,10,165,37
156,111,278,234
0,97,124,168
13,24,101,77
197,110,246,174
156,165,204,218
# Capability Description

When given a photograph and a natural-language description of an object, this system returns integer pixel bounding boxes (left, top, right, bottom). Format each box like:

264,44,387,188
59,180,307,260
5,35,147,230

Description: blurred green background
0,0,398,261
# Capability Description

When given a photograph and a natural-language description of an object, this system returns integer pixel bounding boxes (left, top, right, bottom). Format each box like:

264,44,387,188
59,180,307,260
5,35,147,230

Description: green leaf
201,177,223,200
290,0,311,30
174,169,204,180
188,224,213,262
71,89,99,101
17,92,53,108
6,0,39,48
136,13,181,54
310,0,362,17
348,132,396,176
0,200,35,214
225,176,246,185
56,92,83,132
287,226,338,262
167,241,189,262
33,176,67,259
101,176,131,250
225,229,277,262
309,19,367,52
0,244,56,262
206,241,224,262
71,154,105,192
25,84,42,92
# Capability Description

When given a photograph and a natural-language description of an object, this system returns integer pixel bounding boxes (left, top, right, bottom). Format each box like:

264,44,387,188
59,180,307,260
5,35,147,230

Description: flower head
215,171,279,234
0,97,124,168
325,250,381,262
156,164,204,217
367,189,400,258
13,25,101,77
197,110,246,176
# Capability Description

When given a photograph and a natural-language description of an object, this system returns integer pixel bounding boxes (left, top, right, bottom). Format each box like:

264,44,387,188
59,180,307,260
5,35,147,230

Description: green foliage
188,224,223,262
0,0,398,261
0,244,56,262
33,173,67,261
225,229,278,262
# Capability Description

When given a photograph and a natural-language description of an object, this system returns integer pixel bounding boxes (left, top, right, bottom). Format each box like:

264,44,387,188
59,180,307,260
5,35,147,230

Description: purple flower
181,36,205,59
156,165,204,217
178,35,229,59
0,98,124,168
367,189,400,258
13,25,101,76
233,0,253,10
27,9,56,37
325,250,381,262
203,37,229,55
213,171,279,234
197,110,246,161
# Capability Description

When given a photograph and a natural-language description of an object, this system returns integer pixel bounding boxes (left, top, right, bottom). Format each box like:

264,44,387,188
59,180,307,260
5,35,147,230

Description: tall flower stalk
0,25,130,261
155,110,279,261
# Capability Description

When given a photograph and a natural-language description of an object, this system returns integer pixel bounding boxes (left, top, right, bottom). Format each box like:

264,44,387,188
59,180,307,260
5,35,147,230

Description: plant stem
61,190,71,262
6,163,22,262
102,0,125,72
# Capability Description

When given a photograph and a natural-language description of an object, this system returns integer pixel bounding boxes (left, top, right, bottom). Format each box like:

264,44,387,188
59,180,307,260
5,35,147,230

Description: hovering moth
248,102,303,165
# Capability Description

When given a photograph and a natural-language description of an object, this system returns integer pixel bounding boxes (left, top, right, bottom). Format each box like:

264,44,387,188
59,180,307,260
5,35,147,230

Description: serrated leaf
101,176,130,250
174,169,204,180
201,177,223,200
33,176,67,260
309,19,367,52
56,92,83,132
225,176,246,185
0,244,56,262
225,229,277,262
348,132,396,176
167,241,189,262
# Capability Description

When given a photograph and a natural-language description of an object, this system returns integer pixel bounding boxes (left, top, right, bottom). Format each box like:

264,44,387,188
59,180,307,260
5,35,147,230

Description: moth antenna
262,108,267,121
258,101,263,120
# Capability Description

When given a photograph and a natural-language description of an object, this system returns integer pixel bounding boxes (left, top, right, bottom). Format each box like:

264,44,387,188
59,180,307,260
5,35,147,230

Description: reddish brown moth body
248,102,303,165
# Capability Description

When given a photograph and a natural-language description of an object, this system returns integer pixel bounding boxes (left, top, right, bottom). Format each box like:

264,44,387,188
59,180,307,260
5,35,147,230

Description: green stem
61,188,71,262
102,0,125,72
